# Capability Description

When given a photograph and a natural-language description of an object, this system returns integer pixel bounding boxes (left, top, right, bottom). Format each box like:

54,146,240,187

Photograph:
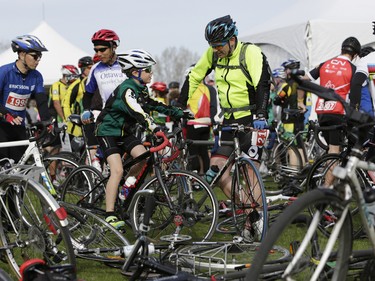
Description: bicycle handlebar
150,131,170,153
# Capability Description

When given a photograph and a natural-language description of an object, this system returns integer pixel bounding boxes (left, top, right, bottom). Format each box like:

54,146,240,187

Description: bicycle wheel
60,165,107,214
246,188,352,280
131,170,218,242
305,153,366,239
231,157,268,242
43,154,80,189
174,241,289,276
0,176,76,279
59,202,129,263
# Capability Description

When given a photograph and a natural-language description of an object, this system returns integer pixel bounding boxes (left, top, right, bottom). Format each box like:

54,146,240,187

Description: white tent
241,19,375,71
0,21,88,85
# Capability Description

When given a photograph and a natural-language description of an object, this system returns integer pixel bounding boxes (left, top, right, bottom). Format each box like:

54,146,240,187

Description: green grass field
0,186,372,280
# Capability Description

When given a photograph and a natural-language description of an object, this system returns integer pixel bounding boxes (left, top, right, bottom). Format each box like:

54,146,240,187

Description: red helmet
61,65,79,76
150,82,168,92
91,29,120,46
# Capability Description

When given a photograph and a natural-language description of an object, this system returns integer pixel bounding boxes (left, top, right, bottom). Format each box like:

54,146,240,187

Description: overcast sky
0,0,373,58
0,0,301,57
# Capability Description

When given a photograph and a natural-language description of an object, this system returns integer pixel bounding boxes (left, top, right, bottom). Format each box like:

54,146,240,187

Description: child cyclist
95,49,184,229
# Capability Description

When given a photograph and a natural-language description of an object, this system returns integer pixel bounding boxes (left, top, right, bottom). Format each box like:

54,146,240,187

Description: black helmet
281,59,300,70
205,15,238,43
341,37,361,55
168,81,180,89
78,56,94,68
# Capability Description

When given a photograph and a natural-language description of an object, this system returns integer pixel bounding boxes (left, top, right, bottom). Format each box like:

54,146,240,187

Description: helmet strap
17,53,31,74
131,70,145,85
228,37,237,56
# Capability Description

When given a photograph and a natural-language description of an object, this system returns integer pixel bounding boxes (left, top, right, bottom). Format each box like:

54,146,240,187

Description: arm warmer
35,93,51,121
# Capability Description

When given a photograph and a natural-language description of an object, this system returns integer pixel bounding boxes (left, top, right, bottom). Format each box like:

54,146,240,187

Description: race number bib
6,92,30,111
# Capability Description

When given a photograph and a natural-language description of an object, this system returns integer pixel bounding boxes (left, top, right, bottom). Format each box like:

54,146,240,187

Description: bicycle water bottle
204,165,219,184
119,176,137,201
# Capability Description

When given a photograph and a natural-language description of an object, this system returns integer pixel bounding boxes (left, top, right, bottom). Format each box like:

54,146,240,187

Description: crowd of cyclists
1,13,375,279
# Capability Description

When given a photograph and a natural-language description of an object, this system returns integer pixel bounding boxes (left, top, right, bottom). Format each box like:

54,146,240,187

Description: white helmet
117,49,156,71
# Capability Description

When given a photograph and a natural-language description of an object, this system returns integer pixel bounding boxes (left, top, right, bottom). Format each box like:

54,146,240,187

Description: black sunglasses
142,67,152,73
93,47,108,53
27,53,42,60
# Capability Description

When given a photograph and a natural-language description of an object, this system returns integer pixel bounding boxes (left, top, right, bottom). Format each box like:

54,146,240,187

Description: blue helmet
272,67,286,79
205,15,238,43
11,35,48,53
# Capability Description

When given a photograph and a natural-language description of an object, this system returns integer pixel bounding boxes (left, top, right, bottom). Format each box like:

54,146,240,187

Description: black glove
273,96,284,106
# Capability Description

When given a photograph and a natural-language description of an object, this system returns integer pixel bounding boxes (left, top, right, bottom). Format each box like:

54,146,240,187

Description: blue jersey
85,60,126,107
0,62,45,124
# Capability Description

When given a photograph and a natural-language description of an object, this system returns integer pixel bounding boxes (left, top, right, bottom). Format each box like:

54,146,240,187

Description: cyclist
150,81,169,125
95,49,184,229
179,64,218,174
181,15,271,242
81,29,126,172
49,65,80,125
274,59,307,165
307,36,361,187
63,56,94,140
0,35,50,162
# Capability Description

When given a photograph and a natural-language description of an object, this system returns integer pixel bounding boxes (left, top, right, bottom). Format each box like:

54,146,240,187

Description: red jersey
311,56,355,115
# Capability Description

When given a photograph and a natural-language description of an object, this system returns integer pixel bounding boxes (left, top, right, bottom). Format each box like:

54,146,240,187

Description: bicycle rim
131,170,218,242
61,165,106,214
174,241,289,276
231,158,268,241
60,202,129,263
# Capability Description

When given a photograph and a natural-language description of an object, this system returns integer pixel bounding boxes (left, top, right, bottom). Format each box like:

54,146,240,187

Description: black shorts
96,135,142,159
318,114,345,146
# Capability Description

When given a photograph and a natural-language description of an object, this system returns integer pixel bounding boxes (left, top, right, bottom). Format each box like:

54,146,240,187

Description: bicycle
0,166,76,279
246,70,375,280
260,116,327,196
60,130,219,243
189,123,268,242
0,121,81,195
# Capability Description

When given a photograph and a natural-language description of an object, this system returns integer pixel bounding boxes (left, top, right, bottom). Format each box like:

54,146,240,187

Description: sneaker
105,216,125,230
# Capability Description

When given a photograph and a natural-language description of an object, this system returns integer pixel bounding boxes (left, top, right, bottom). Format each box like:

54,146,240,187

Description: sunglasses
93,47,108,53
27,53,42,60
209,41,228,48
142,67,152,73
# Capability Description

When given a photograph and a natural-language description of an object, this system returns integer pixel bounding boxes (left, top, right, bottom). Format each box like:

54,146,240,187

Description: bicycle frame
0,139,56,195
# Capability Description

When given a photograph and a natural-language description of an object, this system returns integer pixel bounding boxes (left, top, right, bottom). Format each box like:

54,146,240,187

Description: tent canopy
0,21,88,85
241,19,375,71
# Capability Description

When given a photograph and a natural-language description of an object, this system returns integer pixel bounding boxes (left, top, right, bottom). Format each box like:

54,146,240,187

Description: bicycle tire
231,157,268,242
59,201,130,263
174,241,289,275
60,165,106,214
0,175,76,279
246,188,352,280
131,170,218,242
263,141,303,195
305,153,366,239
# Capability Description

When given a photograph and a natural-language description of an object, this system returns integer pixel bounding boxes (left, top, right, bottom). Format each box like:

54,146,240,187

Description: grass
0,182,372,280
